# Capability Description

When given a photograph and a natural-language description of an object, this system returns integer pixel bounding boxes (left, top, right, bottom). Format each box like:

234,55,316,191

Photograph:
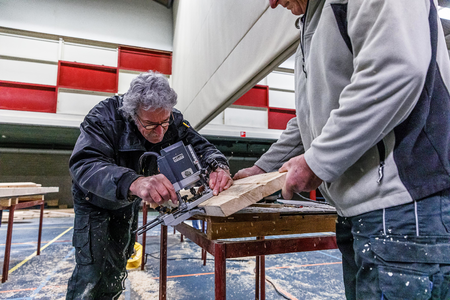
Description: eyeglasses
135,113,173,130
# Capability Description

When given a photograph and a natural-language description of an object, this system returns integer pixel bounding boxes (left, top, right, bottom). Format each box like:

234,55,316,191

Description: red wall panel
268,108,296,130
119,47,172,74
233,85,269,108
58,61,118,93
0,81,57,113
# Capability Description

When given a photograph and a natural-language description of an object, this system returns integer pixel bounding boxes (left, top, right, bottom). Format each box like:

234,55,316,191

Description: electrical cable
145,252,250,262
264,277,291,299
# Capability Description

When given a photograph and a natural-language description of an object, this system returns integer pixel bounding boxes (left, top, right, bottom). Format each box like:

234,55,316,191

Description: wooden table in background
0,182,59,283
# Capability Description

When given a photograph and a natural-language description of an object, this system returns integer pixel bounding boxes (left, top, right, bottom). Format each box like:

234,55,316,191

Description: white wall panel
208,112,224,125
62,42,118,67
57,90,111,115
257,77,268,86
0,58,57,86
200,123,282,140
224,108,267,128
268,90,295,109
267,72,295,91
0,33,59,62
0,109,83,127
0,0,173,51
278,54,295,70
118,71,140,94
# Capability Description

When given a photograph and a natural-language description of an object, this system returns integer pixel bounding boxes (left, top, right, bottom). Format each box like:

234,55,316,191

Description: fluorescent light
438,6,450,20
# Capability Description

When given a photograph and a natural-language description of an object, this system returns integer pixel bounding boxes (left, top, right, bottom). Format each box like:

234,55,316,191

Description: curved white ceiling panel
172,0,299,128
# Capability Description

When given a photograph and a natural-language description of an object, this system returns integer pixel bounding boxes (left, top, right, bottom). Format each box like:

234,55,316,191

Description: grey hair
121,70,177,119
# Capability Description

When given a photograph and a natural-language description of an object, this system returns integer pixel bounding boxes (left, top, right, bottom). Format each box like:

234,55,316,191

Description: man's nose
153,125,164,135
269,0,279,8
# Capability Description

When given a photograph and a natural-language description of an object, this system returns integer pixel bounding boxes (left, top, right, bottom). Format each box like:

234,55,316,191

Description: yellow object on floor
126,242,143,270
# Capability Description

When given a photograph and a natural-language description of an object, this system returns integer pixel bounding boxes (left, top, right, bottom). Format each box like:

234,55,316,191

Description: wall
0,150,73,207
0,0,173,51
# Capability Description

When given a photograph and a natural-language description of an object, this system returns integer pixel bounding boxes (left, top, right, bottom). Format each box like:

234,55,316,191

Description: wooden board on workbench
0,186,59,199
199,201,337,239
204,214,336,240
0,198,18,207
0,195,44,207
0,182,42,188
199,172,286,217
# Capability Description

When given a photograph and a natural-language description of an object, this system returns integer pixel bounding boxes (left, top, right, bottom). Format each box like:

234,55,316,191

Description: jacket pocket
72,214,92,265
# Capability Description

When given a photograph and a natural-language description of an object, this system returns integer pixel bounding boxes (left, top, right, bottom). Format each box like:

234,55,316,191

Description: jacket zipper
376,140,386,184
300,1,310,78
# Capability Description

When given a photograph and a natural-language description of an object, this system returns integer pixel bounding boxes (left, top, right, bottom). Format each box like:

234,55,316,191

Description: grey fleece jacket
256,0,450,217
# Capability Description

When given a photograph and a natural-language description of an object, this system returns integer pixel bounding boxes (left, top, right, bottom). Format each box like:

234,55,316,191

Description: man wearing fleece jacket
234,0,450,298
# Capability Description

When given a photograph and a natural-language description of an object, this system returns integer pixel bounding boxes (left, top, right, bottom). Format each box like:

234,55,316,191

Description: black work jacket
69,95,228,210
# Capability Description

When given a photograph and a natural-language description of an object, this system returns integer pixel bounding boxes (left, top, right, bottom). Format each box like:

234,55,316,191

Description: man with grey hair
67,71,232,299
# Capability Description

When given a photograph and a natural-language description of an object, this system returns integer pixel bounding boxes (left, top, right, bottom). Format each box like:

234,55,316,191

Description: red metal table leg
37,203,44,255
2,205,16,283
159,225,168,300
255,236,265,300
261,253,265,300
202,220,207,266
215,242,226,300
141,204,148,270
259,237,265,300
255,255,260,300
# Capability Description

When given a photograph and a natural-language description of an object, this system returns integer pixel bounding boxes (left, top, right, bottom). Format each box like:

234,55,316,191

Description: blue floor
0,212,345,299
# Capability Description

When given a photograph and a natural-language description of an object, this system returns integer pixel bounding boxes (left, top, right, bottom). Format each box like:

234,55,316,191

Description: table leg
37,203,44,255
202,220,207,266
141,204,147,271
255,255,260,300
215,242,226,300
261,254,265,300
260,236,265,300
2,205,16,283
255,236,266,300
159,225,168,300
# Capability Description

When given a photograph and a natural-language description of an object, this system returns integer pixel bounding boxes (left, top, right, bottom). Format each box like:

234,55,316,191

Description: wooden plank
17,195,44,202
45,199,59,207
199,172,286,217
0,182,41,188
205,214,337,240
0,198,19,207
0,187,59,199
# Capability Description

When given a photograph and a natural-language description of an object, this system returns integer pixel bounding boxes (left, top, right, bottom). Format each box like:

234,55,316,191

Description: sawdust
126,270,186,299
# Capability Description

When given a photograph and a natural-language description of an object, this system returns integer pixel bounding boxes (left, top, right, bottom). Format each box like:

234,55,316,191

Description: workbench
0,183,59,283
147,200,338,300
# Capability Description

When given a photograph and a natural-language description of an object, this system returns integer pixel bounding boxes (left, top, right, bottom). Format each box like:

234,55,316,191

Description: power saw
135,141,214,235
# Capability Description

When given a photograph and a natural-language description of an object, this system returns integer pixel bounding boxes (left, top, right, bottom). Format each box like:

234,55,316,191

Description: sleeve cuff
117,171,142,201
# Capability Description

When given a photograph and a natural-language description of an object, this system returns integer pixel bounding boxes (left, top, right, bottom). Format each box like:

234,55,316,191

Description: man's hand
209,168,233,196
279,154,322,199
233,165,266,180
129,175,178,205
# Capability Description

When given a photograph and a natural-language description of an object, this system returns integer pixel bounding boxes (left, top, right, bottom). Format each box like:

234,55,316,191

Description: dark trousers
66,199,141,300
337,190,450,300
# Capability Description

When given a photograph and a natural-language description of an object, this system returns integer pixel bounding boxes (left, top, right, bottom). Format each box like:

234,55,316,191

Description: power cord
265,277,295,300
